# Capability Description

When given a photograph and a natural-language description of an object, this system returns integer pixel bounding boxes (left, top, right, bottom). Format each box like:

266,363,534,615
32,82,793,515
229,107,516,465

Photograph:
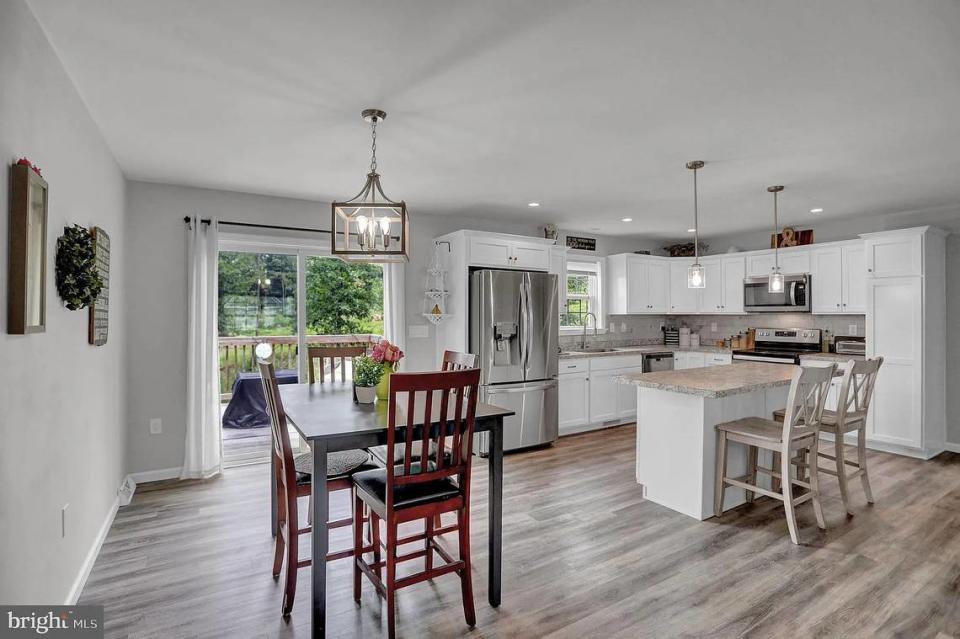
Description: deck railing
218,334,380,398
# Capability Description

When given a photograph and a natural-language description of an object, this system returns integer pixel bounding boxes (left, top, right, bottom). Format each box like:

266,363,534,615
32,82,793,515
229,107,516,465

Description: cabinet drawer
590,355,645,371
559,359,589,374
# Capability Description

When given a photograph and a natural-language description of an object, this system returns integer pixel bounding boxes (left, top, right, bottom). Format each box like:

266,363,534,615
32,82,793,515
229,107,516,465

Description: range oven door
743,274,810,312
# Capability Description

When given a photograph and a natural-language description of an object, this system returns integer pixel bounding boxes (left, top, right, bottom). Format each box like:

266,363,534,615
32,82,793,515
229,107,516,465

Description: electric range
732,328,822,364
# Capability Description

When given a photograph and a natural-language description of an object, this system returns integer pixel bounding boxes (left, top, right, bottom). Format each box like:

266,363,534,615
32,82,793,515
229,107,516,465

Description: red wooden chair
351,368,481,639
257,352,373,618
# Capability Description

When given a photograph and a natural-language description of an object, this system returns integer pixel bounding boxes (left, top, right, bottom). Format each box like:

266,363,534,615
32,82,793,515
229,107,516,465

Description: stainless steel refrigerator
470,269,559,454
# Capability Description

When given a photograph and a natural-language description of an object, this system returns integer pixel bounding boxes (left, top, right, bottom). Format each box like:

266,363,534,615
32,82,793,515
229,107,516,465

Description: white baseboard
128,466,182,484
944,442,960,453
65,495,119,605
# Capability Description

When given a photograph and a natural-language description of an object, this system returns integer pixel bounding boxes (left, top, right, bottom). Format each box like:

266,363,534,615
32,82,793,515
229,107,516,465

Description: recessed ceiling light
527,202,540,207
621,217,633,222
810,207,823,214
687,228,696,233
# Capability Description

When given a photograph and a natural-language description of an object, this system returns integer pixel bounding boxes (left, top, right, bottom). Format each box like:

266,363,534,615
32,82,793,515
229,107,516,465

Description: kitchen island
620,362,796,520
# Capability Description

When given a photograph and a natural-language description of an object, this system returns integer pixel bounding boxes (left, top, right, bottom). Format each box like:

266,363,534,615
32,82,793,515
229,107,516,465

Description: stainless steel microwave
743,274,810,312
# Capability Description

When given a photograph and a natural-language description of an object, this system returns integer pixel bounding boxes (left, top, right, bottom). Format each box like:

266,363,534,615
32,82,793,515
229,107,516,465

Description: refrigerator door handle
519,274,530,375
485,380,558,394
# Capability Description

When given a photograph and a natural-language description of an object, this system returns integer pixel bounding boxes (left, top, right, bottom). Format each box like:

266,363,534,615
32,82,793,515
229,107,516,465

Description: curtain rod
183,216,332,235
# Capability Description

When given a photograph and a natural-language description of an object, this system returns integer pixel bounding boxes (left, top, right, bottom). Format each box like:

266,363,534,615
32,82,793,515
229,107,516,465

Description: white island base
633,372,791,520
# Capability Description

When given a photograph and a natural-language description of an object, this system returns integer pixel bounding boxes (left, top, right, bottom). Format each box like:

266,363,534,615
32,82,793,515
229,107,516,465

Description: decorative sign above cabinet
565,235,596,251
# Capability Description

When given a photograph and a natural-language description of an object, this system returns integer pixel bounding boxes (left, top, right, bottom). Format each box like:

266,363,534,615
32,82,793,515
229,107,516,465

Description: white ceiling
28,0,960,238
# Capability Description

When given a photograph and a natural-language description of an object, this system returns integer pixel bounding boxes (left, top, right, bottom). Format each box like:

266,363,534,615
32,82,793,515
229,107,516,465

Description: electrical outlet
621,322,628,333
848,324,858,336
408,324,429,339
710,322,718,333
609,323,617,333
61,503,69,538
149,418,163,435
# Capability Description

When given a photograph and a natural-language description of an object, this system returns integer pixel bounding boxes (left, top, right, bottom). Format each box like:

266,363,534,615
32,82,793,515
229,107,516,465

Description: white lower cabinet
559,355,644,434
588,370,620,424
558,371,590,432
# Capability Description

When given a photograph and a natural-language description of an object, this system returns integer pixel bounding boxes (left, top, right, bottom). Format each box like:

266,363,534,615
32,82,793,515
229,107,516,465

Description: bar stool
773,357,883,515
714,364,836,544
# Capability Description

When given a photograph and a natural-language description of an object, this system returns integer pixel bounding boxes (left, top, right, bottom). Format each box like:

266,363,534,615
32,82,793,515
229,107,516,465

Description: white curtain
182,216,222,479
383,262,406,367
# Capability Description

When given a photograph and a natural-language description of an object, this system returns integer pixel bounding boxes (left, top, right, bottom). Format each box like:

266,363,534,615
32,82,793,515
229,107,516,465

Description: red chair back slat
385,369,481,509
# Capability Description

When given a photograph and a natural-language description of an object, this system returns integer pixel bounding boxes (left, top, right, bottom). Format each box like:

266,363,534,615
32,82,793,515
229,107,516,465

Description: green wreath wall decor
55,224,104,310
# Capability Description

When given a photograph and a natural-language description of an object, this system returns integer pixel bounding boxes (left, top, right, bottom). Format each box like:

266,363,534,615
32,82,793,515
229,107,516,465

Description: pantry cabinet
862,226,946,459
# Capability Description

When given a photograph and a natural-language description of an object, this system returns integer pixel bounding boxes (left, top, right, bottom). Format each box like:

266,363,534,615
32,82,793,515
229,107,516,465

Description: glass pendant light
686,160,705,289
768,185,785,292
331,109,409,262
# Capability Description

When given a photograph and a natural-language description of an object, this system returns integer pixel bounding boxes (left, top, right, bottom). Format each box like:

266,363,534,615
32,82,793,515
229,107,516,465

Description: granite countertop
618,361,796,398
559,345,732,360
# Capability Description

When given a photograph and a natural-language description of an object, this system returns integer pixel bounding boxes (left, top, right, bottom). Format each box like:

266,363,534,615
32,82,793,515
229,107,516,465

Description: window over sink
561,259,604,332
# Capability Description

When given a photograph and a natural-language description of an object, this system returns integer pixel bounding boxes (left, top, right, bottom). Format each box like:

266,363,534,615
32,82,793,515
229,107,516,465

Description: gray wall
0,0,128,604
124,181,644,473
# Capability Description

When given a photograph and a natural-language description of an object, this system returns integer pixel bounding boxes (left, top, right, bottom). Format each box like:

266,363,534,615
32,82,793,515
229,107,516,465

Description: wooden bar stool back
441,349,478,371
258,349,371,618
715,364,835,544
307,345,366,383
352,368,481,639
774,357,883,515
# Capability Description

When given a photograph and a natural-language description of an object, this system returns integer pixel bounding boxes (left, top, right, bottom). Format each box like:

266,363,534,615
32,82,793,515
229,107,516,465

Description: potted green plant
353,355,384,404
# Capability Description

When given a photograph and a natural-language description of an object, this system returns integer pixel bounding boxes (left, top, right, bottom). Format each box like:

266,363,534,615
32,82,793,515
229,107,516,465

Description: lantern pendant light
331,109,409,262
768,185,785,293
686,160,706,289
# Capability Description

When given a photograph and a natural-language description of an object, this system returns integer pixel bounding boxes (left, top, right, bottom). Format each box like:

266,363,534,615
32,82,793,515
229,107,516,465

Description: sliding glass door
216,238,386,466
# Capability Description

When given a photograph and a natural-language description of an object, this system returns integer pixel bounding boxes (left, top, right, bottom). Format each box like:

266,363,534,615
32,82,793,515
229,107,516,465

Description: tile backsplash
560,313,866,349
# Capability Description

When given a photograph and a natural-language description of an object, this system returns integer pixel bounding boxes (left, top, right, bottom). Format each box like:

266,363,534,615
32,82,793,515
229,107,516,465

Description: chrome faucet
581,312,598,350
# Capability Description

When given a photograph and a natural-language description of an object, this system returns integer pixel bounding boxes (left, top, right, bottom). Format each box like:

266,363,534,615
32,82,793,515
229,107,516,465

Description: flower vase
376,364,393,401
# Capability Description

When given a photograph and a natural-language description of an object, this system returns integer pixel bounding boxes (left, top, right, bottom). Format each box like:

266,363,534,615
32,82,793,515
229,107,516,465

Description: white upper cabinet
700,259,723,313
747,247,810,277
549,246,568,313
811,242,866,314
841,243,867,313
720,256,746,314
607,254,670,314
646,260,670,313
669,260,699,313
864,231,923,278
468,234,550,270
811,246,843,313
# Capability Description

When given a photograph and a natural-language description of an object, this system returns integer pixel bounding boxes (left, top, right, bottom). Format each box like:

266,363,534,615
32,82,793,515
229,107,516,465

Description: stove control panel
754,328,821,344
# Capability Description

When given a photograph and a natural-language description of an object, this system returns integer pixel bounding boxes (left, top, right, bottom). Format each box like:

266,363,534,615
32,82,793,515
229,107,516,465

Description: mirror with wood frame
8,163,48,334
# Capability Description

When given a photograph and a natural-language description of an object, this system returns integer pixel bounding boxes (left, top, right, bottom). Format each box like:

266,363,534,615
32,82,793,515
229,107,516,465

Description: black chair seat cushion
353,463,460,510
294,449,371,484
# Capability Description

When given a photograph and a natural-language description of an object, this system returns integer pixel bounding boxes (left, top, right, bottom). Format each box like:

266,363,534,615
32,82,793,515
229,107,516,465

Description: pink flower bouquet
371,339,404,371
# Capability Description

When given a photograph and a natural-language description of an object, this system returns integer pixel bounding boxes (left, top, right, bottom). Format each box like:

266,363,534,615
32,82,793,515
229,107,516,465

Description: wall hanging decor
8,160,48,334
663,241,708,258
771,225,814,248
88,226,110,345
55,224,103,311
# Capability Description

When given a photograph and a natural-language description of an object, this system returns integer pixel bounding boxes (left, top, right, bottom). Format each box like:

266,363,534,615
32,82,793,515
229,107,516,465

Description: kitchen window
561,260,604,331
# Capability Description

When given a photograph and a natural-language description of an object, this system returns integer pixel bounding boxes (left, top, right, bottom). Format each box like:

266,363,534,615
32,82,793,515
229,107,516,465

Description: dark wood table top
279,381,514,442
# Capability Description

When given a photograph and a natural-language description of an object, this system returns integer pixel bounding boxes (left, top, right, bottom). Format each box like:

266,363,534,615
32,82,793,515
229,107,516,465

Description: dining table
276,380,515,639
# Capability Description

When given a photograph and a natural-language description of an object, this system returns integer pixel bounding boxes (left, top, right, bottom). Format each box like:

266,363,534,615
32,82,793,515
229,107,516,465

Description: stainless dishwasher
642,351,674,372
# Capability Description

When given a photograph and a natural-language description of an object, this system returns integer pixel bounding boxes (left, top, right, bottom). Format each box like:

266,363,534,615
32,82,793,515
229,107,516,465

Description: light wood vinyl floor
80,425,960,638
